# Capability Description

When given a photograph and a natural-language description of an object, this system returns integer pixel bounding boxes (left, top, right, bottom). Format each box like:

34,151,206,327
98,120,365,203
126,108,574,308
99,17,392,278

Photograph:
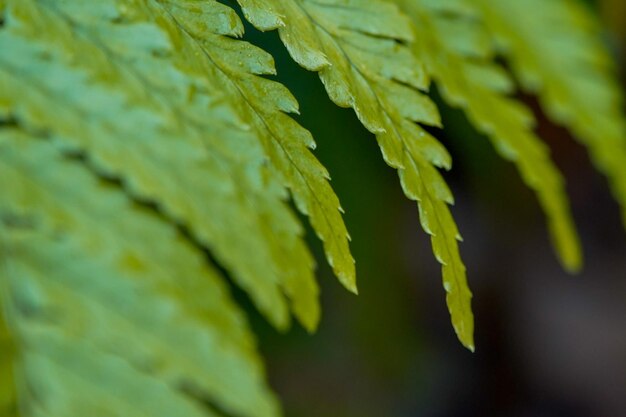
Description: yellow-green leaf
475,0,626,229
237,0,475,349
160,0,357,299
0,131,279,417
0,0,351,332
395,0,582,272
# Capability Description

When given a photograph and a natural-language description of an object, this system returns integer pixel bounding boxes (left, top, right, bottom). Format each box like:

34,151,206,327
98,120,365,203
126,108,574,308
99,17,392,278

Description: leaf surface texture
0,0,355,415
0,131,279,417
237,0,475,349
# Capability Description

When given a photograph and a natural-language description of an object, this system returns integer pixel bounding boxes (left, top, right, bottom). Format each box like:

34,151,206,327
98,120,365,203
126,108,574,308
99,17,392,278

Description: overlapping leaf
0,132,279,417
0,0,354,332
237,0,474,349
394,0,582,271
157,0,356,296
475,0,626,227
1,2,624,416
0,0,354,415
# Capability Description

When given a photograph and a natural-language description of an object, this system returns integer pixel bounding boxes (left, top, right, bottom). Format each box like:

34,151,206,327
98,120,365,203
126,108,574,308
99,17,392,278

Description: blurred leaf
475,0,626,228
395,0,582,272
0,132,278,417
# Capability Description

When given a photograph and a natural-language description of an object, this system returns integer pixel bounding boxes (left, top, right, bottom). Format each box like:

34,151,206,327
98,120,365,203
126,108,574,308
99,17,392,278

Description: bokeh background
236,2,626,416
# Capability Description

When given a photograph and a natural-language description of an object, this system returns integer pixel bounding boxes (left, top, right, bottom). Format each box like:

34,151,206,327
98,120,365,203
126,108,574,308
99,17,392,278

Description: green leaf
2,0,624,414
0,0,356,333
475,0,626,229
237,0,475,350
395,0,583,272
160,0,356,298
0,131,279,417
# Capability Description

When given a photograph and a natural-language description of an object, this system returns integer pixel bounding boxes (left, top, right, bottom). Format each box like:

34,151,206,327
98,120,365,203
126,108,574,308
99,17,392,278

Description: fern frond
0,131,280,417
0,0,358,413
0,0,356,332
394,0,583,271
475,0,626,227
159,0,357,297
237,0,474,349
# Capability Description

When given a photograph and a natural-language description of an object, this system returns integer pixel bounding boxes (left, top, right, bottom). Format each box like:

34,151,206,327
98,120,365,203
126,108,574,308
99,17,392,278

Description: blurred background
237,2,626,416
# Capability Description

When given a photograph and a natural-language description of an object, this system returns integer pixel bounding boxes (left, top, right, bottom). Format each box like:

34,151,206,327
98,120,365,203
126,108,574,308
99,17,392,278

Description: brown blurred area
238,2,626,416
601,0,626,56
